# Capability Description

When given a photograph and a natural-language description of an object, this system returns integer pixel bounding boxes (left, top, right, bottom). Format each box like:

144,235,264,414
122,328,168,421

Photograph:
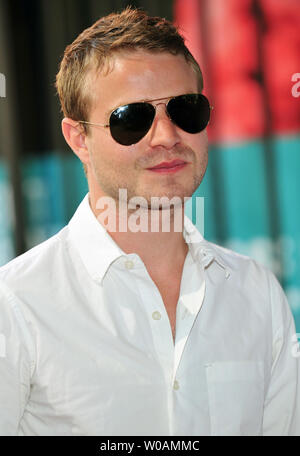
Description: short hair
55,6,203,175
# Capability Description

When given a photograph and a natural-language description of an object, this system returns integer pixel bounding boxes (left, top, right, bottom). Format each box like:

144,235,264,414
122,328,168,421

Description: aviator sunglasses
78,93,212,146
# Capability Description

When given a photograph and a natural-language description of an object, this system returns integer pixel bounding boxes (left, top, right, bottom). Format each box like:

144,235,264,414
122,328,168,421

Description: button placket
133,269,174,363
171,262,206,386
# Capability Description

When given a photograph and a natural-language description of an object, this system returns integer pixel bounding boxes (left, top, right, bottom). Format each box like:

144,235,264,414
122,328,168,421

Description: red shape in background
260,0,300,134
174,0,300,143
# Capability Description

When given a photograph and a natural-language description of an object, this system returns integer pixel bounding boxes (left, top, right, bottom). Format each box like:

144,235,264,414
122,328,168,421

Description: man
0,7,299,436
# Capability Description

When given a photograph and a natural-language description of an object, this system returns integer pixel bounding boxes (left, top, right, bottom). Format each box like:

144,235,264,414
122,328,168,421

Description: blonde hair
56,6,203,176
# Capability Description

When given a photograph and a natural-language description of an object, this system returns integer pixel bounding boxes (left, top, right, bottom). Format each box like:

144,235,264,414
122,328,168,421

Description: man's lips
147,159,187,170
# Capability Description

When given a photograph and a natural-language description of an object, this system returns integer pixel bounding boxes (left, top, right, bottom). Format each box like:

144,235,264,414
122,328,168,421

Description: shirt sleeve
0,280,34,435
262,271,300,436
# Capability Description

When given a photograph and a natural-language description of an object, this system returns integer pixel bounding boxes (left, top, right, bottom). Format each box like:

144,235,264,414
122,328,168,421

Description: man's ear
61,118,90,165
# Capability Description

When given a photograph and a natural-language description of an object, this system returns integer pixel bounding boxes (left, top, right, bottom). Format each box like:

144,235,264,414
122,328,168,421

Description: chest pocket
205,361,265,436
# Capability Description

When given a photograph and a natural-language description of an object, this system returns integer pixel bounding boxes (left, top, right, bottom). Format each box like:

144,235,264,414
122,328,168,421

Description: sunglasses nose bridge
151,100,173,124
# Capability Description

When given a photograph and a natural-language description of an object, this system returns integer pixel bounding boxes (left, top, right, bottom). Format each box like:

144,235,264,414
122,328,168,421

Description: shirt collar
68,193,232,284
68,193,125,284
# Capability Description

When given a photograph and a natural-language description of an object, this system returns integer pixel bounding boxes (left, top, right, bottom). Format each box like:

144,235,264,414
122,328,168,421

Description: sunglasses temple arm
78,120,109,128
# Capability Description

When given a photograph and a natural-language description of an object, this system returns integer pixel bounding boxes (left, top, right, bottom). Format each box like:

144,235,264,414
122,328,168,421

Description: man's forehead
86,50,198,114
91,49,190,79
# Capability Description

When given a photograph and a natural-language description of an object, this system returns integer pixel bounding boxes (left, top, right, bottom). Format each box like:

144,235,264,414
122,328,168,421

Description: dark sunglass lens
167,94,210,134
109,103,155,145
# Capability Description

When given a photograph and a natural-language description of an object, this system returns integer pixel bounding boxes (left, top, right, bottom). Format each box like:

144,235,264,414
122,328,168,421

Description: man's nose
147,104,180,149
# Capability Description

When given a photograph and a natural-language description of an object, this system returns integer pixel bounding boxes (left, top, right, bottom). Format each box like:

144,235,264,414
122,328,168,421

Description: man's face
85,50,209,208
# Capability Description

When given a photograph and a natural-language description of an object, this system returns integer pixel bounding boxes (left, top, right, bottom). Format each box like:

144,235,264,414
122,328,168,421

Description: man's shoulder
0,226,70,288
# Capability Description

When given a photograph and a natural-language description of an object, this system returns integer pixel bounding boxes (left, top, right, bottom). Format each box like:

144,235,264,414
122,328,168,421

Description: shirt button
124,260,134,269
173,380,180,391
152,311,161,320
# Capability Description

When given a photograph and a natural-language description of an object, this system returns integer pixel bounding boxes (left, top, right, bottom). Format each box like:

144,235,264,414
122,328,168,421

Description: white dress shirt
0,193,299,436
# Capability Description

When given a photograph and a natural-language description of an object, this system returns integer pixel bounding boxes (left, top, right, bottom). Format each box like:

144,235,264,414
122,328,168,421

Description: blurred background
0,0,299,329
